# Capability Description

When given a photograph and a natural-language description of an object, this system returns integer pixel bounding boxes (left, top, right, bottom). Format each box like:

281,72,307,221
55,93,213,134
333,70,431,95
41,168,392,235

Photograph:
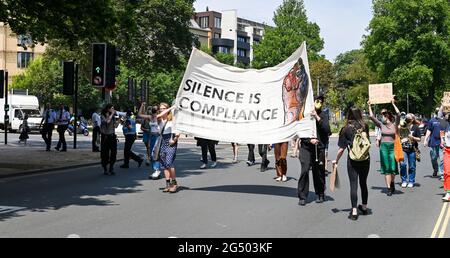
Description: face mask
380,117,387,124
315,102,322,110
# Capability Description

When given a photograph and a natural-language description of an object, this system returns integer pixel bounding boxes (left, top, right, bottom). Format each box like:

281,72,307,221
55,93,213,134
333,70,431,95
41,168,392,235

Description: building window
237,36,248,43
237,23,246,32
17,52,34,68
237,49,246,57
214,17,221,28
199,17,209,28
253,28,262,36
218,46,230,54
214,33,221,38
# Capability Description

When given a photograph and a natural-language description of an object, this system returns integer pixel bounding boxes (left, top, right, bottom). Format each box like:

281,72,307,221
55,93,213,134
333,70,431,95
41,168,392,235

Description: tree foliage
252,0,324,69
362,0,450,114
309,58,333,95
0,0,117,49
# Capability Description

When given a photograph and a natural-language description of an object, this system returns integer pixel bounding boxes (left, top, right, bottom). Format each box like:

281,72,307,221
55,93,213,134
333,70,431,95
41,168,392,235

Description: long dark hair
101,104,114,116
340,107,367,135
381,108,395,123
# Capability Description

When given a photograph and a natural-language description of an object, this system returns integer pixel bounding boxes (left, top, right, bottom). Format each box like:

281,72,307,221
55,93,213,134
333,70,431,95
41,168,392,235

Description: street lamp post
317,77,320,96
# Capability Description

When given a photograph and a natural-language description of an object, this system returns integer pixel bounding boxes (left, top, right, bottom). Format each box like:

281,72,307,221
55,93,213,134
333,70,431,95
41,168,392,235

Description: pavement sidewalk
0,145,125,178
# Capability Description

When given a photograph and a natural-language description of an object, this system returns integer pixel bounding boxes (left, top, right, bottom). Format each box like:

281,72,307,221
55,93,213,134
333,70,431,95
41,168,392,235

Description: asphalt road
0,137,447,238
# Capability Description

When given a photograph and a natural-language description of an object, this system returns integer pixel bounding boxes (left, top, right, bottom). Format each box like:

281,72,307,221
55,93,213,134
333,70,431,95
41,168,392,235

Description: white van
0,93,43,132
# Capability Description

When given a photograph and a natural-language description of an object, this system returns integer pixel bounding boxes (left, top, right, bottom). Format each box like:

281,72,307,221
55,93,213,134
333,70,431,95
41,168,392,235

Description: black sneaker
358,205,368,215
120,164,129,169
433,171,438,178
316,195,325,203
260,165,267,172
390,181,395,193
387,188,392,196
137,159,143,168
348,211,358,221
109,169,115,175
54,147,60,151
298,199,306,206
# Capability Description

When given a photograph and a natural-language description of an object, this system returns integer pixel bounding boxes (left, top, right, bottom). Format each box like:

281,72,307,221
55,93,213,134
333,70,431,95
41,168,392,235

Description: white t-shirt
160,120,178,135
150,118,160,133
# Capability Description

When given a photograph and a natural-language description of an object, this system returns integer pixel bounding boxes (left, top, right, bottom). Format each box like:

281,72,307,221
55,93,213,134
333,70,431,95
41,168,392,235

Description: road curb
0,159,125,179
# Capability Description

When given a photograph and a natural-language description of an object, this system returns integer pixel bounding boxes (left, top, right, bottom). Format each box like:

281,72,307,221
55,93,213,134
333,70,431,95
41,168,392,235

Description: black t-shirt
338,122,370,150
400,124,421,151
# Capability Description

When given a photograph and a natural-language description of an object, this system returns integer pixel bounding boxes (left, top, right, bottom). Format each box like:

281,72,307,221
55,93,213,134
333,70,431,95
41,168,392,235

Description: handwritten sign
443,92,450,113
369,83,393,104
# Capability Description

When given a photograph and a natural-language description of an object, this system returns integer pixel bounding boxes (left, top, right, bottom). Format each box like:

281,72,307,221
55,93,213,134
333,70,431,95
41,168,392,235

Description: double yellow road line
431,202,450,238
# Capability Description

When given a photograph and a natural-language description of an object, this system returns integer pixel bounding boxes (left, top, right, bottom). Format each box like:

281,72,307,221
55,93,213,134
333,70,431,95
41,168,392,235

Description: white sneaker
232,157,238,163
440,176,445,182
407,182,414,188
151,170,161,179
210,162,217,168
282,175,287,182
275,176,282,182
401,182,408,188
200,163,207,169
442,193,450,202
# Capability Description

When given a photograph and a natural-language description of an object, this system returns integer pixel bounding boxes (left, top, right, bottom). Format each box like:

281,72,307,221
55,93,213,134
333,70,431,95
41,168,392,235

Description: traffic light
105,45,120,91
0,70,4,99
63,61,74,95
91,43,106,87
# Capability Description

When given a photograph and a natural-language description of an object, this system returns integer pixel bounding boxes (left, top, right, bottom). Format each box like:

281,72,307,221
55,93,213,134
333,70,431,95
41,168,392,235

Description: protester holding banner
298,95,331,205
196,137,218,169
259,144,271,172
368,98,400,196
231,143,239,163
274,142,289,182
155,103,180,193
332,107,371,221
247,144,256,166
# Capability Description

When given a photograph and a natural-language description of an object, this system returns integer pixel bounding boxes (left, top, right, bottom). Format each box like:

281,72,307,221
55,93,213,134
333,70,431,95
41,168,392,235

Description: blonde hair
159,102,172,121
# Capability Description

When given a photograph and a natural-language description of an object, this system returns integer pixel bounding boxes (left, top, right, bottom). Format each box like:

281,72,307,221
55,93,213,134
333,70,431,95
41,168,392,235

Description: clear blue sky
193,0,373,61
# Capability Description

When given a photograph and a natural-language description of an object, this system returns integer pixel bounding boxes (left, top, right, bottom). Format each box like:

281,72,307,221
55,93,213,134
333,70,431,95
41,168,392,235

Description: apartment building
193,9,265,66
0,22,46,83
189,19,211,48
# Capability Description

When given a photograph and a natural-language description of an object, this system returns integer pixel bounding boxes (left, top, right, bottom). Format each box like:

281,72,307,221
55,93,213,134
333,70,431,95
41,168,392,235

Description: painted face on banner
282,57,309,125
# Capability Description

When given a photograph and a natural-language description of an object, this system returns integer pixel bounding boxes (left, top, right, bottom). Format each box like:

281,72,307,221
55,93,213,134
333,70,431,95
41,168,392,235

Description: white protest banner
173,42,316,144
443,92,450,113
369,83,393,104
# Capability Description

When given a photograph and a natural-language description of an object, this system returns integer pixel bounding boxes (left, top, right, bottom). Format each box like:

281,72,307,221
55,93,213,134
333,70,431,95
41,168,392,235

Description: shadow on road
371,186,405,195
0,169,146,222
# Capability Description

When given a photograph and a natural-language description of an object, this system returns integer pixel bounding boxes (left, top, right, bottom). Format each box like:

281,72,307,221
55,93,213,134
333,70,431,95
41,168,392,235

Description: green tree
332,49,379,109
252,0,324,69
309,58,333,95
0,0,117,50
362,0,450,114
12,56,102,116
214,52,235,66
115,0,195,76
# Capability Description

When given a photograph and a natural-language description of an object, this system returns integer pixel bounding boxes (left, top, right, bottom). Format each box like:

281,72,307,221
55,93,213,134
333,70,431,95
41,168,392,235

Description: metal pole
317,77,320,96
407,93,409,114
4,70,7,145
73,63,78,149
